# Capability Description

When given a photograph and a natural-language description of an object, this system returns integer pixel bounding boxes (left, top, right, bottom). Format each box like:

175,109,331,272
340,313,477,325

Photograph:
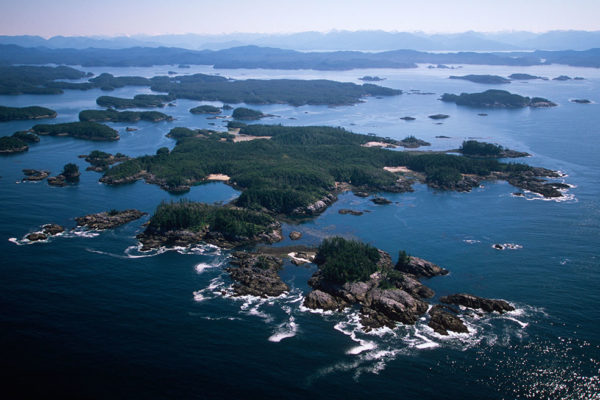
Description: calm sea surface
1,64,599,399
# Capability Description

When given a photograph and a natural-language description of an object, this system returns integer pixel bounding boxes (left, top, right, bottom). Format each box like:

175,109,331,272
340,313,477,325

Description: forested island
0,131,41,154
32,122,119,141
0,65,89,95
190,105,222,114
96,94,175,109
441,90,557,108
0,105,57,122
449,75,511,84
79,109,172,122
99,124,568,219
232,107,266,120
508,73,548,80
458,140,530,158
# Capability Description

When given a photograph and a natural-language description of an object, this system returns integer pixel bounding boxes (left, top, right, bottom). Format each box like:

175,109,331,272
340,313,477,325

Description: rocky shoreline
76,209,146,230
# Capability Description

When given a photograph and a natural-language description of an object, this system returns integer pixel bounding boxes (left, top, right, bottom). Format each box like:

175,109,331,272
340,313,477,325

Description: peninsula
32,122,119,141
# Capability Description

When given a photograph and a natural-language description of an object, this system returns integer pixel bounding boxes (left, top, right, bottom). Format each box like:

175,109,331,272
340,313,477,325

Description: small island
32,122,119,141
553,75,572,81
48,163,80,187
449,75,511,84
508,73,548,81
232,107,267,120
0,105,57,122
81,150,130,172
429,114,450,119
441,90,556,108
570,99,591,104
190,105,222,114
76,209,147,230
397,135,431,148
458,140,529,158
0,136,29,154
79,109,173,122
96,94,175,109
359,76,385,82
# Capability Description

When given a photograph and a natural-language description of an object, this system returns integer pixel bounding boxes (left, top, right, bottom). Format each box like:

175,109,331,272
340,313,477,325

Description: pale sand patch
233,135,271,143
384,166,412,173
206,174,231,181
362,141,391,148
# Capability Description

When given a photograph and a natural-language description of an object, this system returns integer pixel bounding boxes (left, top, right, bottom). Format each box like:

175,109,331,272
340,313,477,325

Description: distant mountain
1,30,599,52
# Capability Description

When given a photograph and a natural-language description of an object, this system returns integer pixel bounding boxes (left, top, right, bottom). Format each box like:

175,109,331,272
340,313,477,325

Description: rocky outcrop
22,169,50,181
338,209,363,216
25,224,65,241
429,114,450,120
26,232,48,241
440,293,515,313
427,174,483,192
366,288,428,325
289,231,302,240
428,305,468,335
47,175,67,187
396,256,449,278
226,252,289,297
304,290,347,311
371,197,392,205
504,169,569,198
75,209,146,230
291,193,337,216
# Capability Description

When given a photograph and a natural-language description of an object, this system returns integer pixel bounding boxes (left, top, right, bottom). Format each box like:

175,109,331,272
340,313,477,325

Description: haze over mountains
1,30,600,51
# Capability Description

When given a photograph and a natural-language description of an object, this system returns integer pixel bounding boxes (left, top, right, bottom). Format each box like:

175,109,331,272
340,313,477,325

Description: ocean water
1,63,599,399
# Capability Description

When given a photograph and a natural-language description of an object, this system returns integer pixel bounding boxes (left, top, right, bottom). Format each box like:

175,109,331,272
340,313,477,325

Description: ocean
1,63,599,399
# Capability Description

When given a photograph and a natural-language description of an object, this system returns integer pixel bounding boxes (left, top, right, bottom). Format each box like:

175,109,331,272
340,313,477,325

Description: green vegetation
79,109,172,122
88,73,151,90
0,105,57,122
460,140,503,156
32,122,119,141
0,65,88,95
396,250,410,269
0,136,28,153
232,107,265,120
449,75,511,84
166,127,233,141
96,94,174,109
441,89,554,108
314,237,381,283
103,124,540,214
190,105,221,114
508,73,546,80
149,73,401,106
146,200,276,240
12,131,40,143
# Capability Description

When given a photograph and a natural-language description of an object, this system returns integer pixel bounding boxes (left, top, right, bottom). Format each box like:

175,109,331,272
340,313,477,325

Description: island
0,65,88,95
99,123,570,214
81,150,130,172
508,73,548,81
32,122,119,141
96,94,175,109
299,236,512,332
397,135,431,148
429,114,449,119
359,76,385,82
79,109,173,122
189,105,222,114
136,200,282,250
76,209,147,230
570,99,591,104
0,136,29,154
232,107,266,120
0,105,57,122
441,90,557,108
449,75,511,84
458,140,530,158
553,75,572,81
47,163,80,187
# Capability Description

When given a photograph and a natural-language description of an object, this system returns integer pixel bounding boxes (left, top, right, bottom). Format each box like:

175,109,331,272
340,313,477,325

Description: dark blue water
1,64,599,399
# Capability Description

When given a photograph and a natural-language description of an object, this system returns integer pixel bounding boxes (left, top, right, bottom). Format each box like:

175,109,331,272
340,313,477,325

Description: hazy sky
1,0,599,37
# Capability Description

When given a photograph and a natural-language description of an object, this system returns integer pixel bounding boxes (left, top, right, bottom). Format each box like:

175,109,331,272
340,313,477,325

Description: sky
0,0,599,37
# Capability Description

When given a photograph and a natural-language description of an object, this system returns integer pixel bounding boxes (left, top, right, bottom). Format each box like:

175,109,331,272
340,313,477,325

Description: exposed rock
371,197,392,205
43,224,64,235
303,290,347,311
353,191,370,197
428,305,468,335
338,209,364,216
75,209,146,230
440,293,515,313
396,256,449,278
291,193,336,216
226,252,289,297
47,175,67,187
365,288,429,325
22,169,50,181
26,232,47,241
391,273,435,299
289,231,302,240
125,127,138,132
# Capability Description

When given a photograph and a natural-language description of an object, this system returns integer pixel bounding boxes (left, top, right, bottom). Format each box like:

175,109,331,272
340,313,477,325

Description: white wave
268,315,298,342
195,262,217,274
86,248,128,259
492,243,523,250
463,239,481,244
124,244,169,258
71,230,100,238
517,189,577,203
504,316,529,329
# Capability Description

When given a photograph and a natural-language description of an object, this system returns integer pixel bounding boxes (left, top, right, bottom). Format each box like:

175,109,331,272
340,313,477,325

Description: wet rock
227,252,288,297
26,232,47,241
22,169,50,181
440,293,515,313
289,231,302,240
395,256,449,278
371,197,392,205
428,304,468,335
75,209,146,230
43,224,64,235
47,175,67,187
353,191,370,197
338,209,363,216
303,290,346,311
291,193,336,216
365,288,429,325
